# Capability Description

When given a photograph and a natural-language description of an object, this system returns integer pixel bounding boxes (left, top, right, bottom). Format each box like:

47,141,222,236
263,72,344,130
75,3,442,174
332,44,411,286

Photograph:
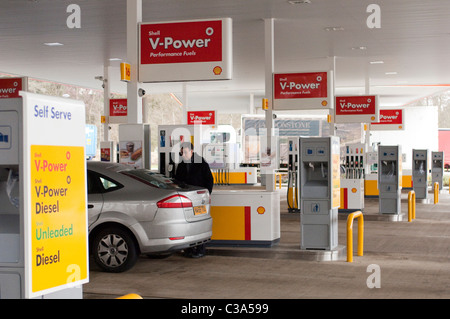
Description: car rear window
121,170,182,189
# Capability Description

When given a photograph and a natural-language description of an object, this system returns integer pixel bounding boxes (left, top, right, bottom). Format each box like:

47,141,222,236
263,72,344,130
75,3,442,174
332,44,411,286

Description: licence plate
194,205,207,216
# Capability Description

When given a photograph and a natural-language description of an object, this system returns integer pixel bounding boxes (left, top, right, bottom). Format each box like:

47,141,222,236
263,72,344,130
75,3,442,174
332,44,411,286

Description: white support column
329,56,336,136
103,65,111,141
127,0,143,124
249,93,255,114
182,83,188,125
264,18,275,192
365,63,371,147
365,61,371,95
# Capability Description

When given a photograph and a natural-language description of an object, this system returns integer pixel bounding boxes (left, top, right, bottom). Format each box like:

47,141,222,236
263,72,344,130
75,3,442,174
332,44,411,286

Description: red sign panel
0,77,23,98
335,95,376,115
187,111,216,125
438,130,450,166
100,148,111,162
274,72,328,100
371,109,403,125
140,20,222,65
109,99,127,117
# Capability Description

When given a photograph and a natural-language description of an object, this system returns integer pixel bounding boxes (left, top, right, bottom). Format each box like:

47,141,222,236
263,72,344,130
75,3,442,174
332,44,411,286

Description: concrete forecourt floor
84,186,450,301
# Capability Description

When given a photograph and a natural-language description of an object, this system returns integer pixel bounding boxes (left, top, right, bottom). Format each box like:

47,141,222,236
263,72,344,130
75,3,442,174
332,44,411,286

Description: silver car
87,161,212,272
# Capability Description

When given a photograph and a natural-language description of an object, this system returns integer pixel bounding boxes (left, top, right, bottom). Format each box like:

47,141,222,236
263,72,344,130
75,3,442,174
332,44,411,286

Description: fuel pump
412,149,428,200
158,125,196,177
364,144,379,197
431,151,444,191
287,137,299,213
340,143,365,211
203,143,238,185
343,144,365,179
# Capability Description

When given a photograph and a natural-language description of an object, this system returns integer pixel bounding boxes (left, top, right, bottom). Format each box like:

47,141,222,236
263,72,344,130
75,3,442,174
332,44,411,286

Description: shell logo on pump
257,206,265,215
213,66,222,75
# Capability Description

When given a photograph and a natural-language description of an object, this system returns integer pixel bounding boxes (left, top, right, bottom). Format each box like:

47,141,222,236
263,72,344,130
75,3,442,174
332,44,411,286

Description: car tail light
169,236,185,241
157,194,193,208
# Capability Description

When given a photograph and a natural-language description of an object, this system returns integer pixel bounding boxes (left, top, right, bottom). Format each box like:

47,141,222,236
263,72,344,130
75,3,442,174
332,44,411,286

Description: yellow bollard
346,211,364,262
408,190,416,222
434,182,439,204
274,173,283,189
116,293,143,299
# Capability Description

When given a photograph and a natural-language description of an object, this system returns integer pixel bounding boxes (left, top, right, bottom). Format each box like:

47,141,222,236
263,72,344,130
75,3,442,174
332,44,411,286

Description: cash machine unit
298,136,340,250
0,98,23,298
378,145,402,214
412,149,428,200
431,151,443,191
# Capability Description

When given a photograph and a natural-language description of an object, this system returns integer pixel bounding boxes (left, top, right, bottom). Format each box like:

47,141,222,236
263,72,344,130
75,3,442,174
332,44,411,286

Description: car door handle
88,204,94,209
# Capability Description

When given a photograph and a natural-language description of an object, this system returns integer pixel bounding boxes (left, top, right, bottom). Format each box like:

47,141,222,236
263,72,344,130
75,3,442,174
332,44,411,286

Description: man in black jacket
175,142,214,258
175,142,214,194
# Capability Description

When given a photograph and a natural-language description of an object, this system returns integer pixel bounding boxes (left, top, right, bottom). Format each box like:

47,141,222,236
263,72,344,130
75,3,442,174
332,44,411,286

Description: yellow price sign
30,145,88,294
120,62,131,82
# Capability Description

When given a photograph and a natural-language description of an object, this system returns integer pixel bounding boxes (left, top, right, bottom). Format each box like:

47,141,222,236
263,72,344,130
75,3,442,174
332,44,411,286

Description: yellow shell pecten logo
213,66,222,75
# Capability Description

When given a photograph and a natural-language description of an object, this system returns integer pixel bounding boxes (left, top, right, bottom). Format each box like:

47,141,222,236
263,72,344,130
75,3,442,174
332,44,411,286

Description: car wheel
92,226,138,273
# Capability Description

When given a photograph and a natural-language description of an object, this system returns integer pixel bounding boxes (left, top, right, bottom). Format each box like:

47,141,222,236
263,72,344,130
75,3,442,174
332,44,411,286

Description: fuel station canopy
1,0,450,113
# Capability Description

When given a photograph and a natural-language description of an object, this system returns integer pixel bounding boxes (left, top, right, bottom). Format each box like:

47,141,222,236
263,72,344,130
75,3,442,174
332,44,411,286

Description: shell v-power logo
141,20,223,74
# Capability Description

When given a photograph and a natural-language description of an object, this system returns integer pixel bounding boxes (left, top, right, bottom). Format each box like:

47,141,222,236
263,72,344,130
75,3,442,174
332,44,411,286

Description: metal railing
408,190,416,222
346,210,364,263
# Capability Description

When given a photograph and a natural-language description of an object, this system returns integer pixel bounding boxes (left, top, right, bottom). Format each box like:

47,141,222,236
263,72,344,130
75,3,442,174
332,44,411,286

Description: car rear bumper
139,230,212,253
135,216,213,254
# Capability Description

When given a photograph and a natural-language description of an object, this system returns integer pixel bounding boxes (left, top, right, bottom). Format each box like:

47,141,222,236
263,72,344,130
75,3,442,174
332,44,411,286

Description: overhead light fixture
352,46,367,50
44,42,64,46
385,72,398,75
370,60,384,64
288,0,311,4
324,26,344,31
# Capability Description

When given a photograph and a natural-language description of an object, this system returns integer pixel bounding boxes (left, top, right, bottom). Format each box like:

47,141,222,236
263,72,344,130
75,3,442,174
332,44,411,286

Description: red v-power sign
139,18,232,82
